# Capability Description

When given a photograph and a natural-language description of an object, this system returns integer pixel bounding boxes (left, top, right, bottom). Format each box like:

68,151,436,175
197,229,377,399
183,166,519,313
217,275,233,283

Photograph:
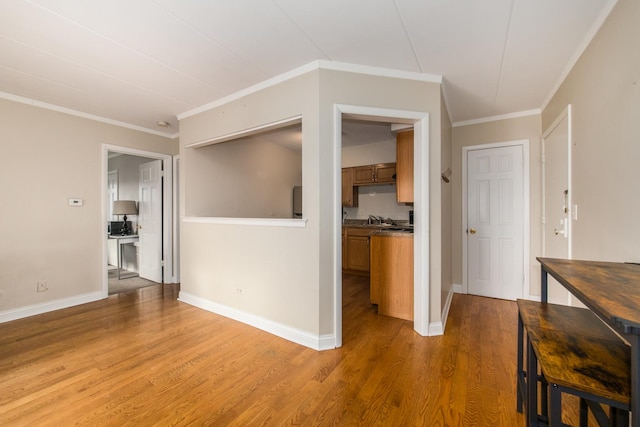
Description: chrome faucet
368,215,382,225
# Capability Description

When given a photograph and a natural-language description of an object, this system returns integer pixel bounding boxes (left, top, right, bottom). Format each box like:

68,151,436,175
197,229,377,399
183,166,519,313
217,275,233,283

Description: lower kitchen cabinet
342,227,374,275
370,234,414,321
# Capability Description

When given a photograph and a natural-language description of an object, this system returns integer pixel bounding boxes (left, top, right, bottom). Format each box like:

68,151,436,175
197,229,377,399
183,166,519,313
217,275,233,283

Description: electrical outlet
37,281,48,292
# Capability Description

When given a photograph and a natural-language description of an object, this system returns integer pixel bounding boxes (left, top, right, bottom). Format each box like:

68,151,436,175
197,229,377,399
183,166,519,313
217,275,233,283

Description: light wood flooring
0,275,585,425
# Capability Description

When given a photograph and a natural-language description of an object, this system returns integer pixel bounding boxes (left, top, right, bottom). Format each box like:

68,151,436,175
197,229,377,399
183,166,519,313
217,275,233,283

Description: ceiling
0,0,617,138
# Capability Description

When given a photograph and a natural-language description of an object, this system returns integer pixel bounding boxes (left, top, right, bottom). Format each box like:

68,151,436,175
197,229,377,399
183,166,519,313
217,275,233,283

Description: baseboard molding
0,291,104,324
433,284,464,336
428,321,443,336
178,292,335,351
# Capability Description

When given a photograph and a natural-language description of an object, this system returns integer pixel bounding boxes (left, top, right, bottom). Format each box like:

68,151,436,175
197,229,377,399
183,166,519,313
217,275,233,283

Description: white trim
101,144,176,298
172,155,180,283
540,0,618,111
462,139,531,299
318,60,441,83
185,115,302,149
178,292,335,351
334,105,430,343
428,321,443,336
439,283,463,335
0,91,178,139
452,109,541,128
178,61,442,121
182,216,308,228
0,291,103,324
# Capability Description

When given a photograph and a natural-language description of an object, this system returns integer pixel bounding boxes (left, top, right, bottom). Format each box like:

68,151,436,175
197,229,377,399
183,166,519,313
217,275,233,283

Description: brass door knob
469,228,477,234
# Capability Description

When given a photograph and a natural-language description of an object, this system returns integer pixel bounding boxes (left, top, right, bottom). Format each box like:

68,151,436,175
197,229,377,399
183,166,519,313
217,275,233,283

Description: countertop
343,220,413,237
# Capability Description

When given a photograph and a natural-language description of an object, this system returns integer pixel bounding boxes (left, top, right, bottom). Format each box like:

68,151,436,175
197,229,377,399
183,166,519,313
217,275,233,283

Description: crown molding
452,109,541,128
0,91,178,139
178,61,442,121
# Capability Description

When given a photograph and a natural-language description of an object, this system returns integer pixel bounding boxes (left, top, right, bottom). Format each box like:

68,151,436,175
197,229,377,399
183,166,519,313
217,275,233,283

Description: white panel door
139,160,163,283
467,146,524,300
107,170,118,221
543,109,572,305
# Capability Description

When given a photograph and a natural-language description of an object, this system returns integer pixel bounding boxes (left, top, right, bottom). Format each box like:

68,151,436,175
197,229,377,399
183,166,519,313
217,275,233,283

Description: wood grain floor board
0,277,591,426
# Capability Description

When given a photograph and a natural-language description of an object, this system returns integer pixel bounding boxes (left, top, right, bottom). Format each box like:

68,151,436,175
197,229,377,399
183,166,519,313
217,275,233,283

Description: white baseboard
178,292,335,351
428,321,443,335
0,291,104,324
432,284,464,336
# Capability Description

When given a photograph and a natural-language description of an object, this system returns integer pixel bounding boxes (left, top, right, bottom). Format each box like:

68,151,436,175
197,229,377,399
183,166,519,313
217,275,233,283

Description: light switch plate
68,198,83,207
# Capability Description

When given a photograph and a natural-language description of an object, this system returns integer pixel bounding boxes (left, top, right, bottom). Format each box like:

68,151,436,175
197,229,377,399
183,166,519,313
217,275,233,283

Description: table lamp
112,200,137,235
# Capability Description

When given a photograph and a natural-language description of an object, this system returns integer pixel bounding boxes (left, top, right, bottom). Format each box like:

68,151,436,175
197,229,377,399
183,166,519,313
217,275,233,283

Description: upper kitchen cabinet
396,130,414,203
342,167,358,207
353,163,396,186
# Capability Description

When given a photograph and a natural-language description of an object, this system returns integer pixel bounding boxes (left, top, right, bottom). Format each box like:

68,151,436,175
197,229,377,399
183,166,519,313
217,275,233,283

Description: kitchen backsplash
343,184,413,222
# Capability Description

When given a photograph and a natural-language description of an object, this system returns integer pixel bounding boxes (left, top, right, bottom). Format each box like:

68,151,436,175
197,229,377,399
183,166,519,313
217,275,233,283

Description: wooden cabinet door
346,235,370,271
341,168,358,207
353,165,375,185
353,163,396,185
396,130,414,203
374,163,396,184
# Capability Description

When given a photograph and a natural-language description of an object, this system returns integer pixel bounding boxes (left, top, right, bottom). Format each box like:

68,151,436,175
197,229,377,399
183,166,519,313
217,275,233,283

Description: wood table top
537,257,640,335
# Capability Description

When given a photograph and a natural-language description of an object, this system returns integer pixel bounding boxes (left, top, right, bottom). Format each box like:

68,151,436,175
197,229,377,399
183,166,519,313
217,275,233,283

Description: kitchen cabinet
396,130,414,203
353,163,396,186
342,227,375,275
370,234,414,321
341,167,358,207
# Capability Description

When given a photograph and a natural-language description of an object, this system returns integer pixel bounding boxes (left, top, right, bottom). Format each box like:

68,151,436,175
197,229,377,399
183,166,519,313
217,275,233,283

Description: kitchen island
342,220,414,321
370,231,414,321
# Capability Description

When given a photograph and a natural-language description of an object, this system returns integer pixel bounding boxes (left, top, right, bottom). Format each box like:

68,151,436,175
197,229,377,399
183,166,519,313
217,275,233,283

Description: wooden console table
538,257,640,426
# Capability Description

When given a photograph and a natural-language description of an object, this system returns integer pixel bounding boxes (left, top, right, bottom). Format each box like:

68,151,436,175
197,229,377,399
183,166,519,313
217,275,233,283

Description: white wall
179,67,442,349
0,98,177,320
187,138,302,218
543,0,640,264
452,115,542,295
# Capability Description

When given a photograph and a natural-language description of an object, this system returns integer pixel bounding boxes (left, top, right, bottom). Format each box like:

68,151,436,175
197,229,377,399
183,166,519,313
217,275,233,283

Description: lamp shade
112,200,137,215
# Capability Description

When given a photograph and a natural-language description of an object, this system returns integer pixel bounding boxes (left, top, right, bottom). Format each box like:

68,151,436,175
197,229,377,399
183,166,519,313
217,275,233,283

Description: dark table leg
631,334,639,427
527,336,538,426
540,265,548,303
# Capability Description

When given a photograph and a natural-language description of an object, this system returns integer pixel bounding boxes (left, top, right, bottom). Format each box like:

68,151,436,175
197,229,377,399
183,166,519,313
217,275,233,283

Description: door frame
101,144,177,297
462,139,530,299
334,104,430,347
541,105,573,305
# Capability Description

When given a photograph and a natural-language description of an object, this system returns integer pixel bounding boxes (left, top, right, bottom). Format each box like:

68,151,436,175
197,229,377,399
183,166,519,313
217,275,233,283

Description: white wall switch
68,198,83,207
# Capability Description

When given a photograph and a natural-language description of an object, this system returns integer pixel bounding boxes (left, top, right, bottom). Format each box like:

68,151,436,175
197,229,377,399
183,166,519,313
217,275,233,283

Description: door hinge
161,260,165,267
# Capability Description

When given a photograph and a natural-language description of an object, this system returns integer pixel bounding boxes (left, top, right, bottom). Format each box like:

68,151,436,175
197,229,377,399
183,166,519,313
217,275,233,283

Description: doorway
334,105,430,348
101,145,177,297
463,140,530,300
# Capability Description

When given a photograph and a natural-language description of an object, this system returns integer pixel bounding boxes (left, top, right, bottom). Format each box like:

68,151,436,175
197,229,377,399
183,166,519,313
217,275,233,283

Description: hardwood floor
0,276,581,425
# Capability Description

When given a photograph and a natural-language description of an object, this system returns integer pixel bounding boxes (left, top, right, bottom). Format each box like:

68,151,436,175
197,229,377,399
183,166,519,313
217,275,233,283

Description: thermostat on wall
68,198,83,207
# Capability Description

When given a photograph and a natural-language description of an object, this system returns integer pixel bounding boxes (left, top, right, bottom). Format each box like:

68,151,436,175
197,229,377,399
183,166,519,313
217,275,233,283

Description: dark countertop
343,220,413,236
